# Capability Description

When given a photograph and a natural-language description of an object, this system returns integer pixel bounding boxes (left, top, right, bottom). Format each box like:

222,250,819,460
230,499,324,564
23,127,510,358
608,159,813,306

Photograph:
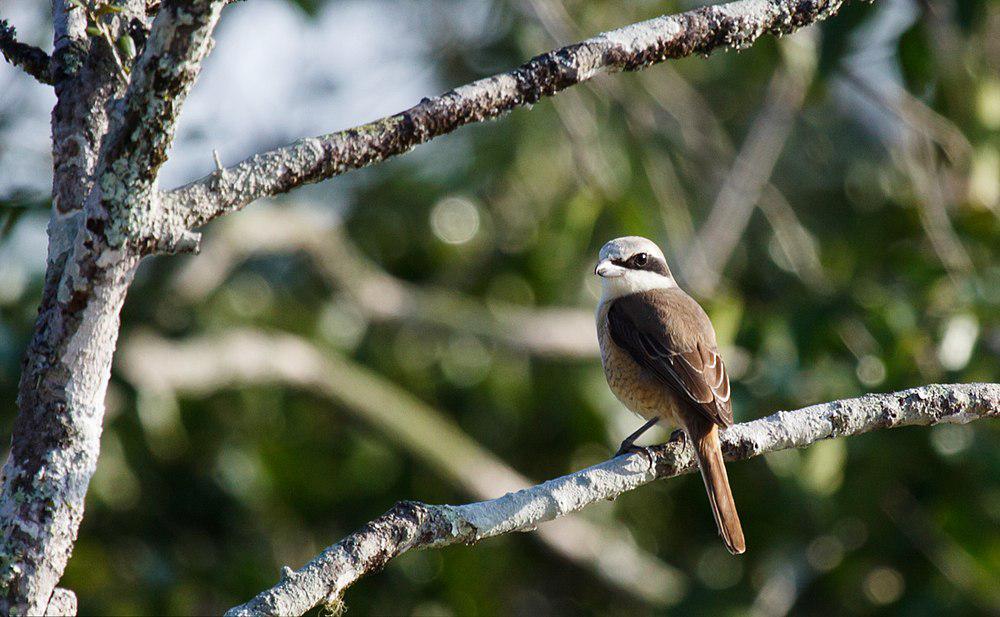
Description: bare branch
226,382,998,616
163,0,855,228
0,19,52,85
118,330,685,606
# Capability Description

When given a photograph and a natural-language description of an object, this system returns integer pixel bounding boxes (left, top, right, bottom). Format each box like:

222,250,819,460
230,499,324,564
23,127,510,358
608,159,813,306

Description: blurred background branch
168,206,599,358
881,485,1000,613
683,30,819,296
117,329,685,606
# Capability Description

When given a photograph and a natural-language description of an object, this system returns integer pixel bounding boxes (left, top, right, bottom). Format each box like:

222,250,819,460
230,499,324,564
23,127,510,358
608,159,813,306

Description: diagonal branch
118,330,685,606
226,382,998,616
163,0,855,229
0,19,52,85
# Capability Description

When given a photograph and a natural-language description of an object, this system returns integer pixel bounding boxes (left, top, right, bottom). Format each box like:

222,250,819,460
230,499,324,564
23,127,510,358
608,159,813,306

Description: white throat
599,270,675,303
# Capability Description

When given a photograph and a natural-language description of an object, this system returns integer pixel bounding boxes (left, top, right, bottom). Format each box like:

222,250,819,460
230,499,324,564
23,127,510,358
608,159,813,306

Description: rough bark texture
226,383,999,617
0,4,145,612
0,2,222,614
163,0,849,227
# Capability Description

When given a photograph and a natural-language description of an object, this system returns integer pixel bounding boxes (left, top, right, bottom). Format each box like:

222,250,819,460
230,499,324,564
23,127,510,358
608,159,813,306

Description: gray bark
0,19,52,84
226,383,999,617
162,0,849,228
0,1,222,613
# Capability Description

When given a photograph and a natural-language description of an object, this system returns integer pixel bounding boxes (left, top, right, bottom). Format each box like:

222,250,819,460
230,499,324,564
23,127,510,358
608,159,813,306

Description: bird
594,235,745,555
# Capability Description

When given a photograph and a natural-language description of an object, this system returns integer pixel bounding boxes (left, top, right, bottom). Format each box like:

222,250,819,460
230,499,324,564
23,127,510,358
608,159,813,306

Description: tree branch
89,0,225,254
117,330,685,606
0,19,52,85
0,1,223,612
226,382,998,616
163,0,854,228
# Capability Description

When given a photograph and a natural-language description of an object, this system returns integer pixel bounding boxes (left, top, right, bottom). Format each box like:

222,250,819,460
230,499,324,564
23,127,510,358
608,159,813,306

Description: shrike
595,236,745,555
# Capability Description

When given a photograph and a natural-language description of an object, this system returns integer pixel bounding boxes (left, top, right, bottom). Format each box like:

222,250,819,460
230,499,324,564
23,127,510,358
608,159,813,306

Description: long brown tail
690,422,746,554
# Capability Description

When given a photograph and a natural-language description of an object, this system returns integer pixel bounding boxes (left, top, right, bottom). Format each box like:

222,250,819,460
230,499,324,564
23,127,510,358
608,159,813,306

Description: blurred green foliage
1,0,999,615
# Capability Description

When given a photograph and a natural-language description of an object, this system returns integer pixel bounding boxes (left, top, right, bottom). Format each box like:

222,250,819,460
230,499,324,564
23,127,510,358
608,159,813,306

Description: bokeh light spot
937,314,979,371
863,567,905,605
855,354,886,387
430,196,480,245
806,535,845,572
930,423,973,457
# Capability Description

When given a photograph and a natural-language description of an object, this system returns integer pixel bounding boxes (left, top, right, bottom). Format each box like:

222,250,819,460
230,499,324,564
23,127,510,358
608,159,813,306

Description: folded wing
607,290,733,427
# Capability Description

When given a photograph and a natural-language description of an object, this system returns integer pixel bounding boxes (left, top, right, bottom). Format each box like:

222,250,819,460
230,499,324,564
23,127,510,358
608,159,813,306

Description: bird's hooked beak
595,259,625,278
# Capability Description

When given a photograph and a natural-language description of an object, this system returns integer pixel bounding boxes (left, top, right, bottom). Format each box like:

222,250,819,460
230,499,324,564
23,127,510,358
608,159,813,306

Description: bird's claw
614,443,656,469
668,428,687,445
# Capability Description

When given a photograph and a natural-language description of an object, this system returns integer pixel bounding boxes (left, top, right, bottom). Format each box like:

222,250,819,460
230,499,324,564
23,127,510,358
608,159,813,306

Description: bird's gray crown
598,236,666,264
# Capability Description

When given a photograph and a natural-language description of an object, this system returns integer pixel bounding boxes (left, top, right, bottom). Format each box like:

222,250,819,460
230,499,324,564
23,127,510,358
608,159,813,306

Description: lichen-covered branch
0,19,52,84
164,0,853,228
0,3,148,612
90,0,224,254
226,383,998,617
0,1,223,613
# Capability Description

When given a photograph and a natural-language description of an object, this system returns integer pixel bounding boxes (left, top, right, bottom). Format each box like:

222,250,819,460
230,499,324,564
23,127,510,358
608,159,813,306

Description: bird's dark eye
633,253,649,267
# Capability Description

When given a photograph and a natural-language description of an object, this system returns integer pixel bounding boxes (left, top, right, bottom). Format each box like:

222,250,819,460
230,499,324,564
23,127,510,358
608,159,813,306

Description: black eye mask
612,255,671,277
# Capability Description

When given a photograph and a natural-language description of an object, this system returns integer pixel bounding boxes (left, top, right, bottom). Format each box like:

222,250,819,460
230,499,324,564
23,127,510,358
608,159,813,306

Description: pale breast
596,302,681,425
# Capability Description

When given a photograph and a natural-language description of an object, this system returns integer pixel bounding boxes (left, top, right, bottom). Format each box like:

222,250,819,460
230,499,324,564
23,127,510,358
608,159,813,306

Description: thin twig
95,20,131,84
0,19,52,85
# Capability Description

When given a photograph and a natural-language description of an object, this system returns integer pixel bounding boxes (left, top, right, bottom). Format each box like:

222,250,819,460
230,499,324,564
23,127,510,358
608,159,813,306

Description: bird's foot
668,428,687,445
614,443,656,468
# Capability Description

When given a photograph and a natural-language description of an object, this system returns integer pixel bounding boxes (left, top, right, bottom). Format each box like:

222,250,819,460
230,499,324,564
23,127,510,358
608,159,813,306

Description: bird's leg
614,417,660,458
